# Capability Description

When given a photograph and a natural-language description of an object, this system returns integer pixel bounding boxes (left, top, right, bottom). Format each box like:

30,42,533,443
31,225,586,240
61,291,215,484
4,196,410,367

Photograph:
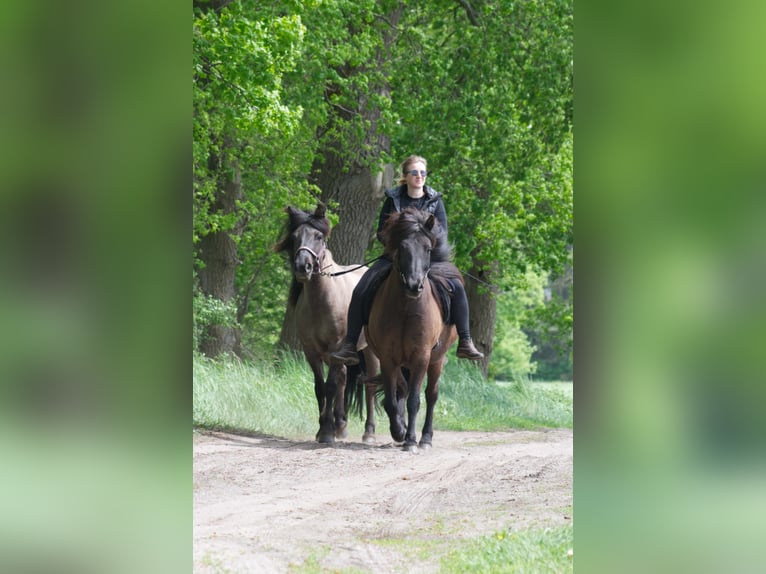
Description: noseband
295,243,326,274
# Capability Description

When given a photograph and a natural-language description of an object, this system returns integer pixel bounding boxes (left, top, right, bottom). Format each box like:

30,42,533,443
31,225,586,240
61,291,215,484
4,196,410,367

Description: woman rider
331,155,483,365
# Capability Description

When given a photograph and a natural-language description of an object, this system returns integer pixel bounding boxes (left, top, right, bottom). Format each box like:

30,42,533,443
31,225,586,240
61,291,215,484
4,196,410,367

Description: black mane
380,207,463,303
274,205,331,255
380,207,452,263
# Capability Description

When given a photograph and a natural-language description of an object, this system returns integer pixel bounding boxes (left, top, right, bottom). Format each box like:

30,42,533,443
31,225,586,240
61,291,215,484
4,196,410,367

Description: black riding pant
345,257,391,343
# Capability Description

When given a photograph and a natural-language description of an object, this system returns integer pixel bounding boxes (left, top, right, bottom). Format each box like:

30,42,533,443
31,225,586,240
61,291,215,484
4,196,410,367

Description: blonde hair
397,155,428,186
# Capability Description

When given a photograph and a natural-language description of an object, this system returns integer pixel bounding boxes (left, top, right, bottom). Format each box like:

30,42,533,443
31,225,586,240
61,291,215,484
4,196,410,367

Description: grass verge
441,524,574,573
193,352,572,437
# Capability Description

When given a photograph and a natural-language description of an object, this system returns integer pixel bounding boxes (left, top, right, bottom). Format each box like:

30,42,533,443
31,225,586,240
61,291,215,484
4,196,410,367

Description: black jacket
376,184,448,244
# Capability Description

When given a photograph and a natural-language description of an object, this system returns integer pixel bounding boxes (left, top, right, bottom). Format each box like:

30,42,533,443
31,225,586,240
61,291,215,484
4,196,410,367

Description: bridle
293,226,384,278
294,242,326,275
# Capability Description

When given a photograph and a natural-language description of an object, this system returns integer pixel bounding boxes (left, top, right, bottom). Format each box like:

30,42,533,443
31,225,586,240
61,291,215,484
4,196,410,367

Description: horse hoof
335,426,348,440
362,433,376,444
403,443,419,453
316,431,335,444
418,441,432,450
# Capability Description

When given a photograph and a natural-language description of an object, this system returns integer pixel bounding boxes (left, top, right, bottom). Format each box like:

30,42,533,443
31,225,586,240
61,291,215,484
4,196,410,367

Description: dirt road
193,427,572,573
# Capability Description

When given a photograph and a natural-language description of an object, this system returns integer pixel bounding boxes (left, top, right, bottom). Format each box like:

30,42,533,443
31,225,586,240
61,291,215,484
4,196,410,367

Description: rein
295,240,382,278
319,255,383,277
462,271,496,289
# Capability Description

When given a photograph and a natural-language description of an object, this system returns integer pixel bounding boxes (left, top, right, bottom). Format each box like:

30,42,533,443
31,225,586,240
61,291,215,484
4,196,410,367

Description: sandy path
193,427,572,573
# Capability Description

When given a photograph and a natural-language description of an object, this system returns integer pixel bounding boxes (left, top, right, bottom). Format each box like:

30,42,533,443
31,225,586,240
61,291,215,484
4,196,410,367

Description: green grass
193,351,572,437
193,351,322,438
281,526,573,574
435,360,573,431
441,524,574,574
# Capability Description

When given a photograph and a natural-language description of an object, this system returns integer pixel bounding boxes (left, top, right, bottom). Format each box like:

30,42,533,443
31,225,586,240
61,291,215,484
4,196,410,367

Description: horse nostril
304,263,312,273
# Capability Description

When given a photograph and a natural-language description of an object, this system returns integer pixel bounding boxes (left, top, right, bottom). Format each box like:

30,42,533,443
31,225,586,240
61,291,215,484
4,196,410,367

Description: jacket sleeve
376,197,395,244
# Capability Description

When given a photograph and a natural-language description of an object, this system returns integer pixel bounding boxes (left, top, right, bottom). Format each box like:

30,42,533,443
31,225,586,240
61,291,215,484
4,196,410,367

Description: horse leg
398,369,409,436
305,355,323,415
330,363,348,439
362,349,379,443
381,367,406,443
419,361,443,449
403,366,427,452
363,379,377,443
306,352,334,444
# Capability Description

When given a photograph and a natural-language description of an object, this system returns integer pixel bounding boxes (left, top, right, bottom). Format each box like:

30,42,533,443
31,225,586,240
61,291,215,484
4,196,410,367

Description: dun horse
364,207,460,451
275,203,380,443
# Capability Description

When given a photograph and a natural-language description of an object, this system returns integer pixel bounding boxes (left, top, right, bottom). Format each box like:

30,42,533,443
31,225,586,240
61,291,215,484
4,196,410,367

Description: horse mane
380,207,463,300
274,205,331,254
380,207,453,263
273,204,332,306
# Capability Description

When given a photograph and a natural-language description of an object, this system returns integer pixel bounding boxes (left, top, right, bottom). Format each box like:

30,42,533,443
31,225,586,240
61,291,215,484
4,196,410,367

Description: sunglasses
407,170,428,177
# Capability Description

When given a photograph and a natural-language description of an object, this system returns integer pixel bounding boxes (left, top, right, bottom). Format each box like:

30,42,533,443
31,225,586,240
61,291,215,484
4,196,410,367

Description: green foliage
193,1,319,356
490,261,573,382
193,290,237,350
193,2,308,242
278,0,402,172
527,289,573,381
391,0,573,285
385,0,573,377
489,271,547,381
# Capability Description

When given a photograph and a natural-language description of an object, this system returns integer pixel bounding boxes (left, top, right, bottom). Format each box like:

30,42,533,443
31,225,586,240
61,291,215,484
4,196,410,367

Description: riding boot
449,280,484,360
331,338,360,365
456,337,484,360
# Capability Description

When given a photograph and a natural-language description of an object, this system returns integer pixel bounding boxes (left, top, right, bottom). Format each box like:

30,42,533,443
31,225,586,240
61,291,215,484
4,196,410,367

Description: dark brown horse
275,203,380,444
364,207,460,451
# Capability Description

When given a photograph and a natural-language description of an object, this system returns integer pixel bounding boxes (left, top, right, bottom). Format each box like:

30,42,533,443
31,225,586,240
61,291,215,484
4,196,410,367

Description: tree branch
455,0,480,26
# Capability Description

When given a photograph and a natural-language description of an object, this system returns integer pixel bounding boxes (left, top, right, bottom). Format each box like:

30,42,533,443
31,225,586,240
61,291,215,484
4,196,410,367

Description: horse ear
314,203,326,219
425,214,435,230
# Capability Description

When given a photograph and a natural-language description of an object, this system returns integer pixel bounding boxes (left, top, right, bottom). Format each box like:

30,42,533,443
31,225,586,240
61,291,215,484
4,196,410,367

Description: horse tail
400,368,410,398
345,351,366,419
372,368,409,403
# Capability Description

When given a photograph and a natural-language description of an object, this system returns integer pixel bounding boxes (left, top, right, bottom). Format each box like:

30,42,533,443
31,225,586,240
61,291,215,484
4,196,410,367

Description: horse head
385,209,439,299
276,203,331,283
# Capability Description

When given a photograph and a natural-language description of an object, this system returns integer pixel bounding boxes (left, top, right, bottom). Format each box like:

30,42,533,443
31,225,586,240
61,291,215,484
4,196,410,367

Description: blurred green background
0,2,189,573
576,0,766,572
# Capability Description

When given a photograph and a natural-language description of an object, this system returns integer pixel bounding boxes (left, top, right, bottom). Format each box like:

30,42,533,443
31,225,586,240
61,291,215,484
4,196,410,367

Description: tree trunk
464,262,499,377
196,154,244,357
279,5,402,340
315,152,395,264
